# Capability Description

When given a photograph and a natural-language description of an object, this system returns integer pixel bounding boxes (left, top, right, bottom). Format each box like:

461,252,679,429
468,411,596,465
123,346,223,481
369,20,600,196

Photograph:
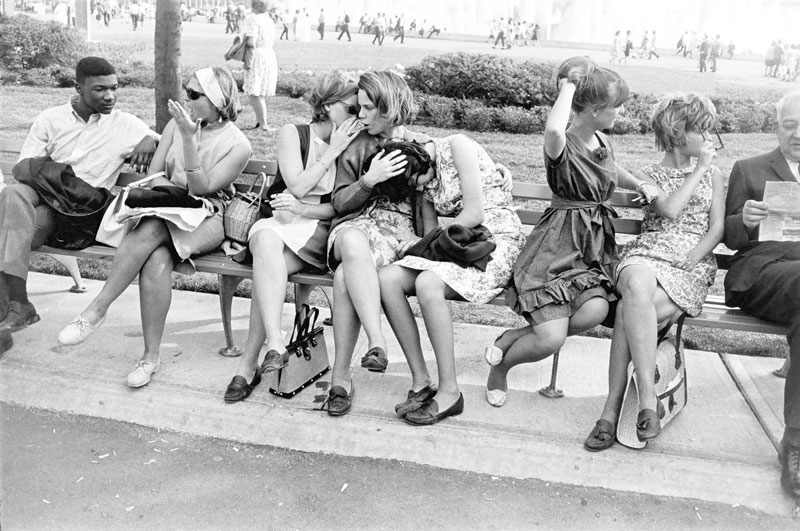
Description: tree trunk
154,0,182,134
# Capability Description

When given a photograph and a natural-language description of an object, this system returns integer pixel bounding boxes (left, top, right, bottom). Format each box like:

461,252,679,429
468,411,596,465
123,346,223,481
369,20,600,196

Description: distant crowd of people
765,40,800,82
489,18,542,49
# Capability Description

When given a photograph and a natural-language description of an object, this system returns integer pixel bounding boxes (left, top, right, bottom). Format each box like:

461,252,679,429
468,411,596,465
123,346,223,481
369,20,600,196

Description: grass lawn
3,26,792,359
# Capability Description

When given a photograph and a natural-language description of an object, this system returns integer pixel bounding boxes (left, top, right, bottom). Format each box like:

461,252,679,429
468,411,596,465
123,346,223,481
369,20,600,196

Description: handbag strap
266,124,311,198
242,172,268,206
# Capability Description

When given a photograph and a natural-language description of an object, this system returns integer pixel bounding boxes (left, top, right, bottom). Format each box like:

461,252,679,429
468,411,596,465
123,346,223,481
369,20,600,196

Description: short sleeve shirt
19,97,158,189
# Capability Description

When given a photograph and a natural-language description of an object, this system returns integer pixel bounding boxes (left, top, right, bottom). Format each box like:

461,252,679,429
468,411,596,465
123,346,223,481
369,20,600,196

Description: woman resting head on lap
224,71,363,403
58,66,252,389
377,135,524,425
585,92,724,451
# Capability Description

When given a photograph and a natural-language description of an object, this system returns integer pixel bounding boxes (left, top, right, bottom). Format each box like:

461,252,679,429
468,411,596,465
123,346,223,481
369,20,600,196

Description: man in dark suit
724,90,800,499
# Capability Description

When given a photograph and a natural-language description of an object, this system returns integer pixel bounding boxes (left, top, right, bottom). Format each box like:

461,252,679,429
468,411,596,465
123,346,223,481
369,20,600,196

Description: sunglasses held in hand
702,125,725,150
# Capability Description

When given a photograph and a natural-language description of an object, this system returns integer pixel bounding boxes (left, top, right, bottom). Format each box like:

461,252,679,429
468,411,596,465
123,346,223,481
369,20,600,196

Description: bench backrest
0,138,25,177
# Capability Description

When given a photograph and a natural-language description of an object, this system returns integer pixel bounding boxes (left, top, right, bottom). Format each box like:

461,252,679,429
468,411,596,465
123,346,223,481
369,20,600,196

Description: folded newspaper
760,181,800,242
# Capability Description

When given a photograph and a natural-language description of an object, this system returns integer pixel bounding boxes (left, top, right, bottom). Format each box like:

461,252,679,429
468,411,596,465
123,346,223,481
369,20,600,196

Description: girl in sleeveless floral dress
379,136,524,425
585,92,725,450
484,57,659,408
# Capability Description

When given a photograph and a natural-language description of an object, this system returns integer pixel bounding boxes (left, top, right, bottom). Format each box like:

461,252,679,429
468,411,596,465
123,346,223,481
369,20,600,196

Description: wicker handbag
223,172,268,244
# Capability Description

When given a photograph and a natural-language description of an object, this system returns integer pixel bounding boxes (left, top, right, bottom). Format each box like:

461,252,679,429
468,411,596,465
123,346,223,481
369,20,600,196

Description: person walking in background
129,0,139,30
317,8,325,40
393,13,405,43
648,31,660,59
585,92,724,450
676,31,688,55
427,23,441,39
493,18,506,49
358,13,367,33
622,30,634,65
722,90,800,500
698,34,710,72
224,2,236,33
610,30,623,64
241,0,278,131
337,11,351,41
278,9,290,40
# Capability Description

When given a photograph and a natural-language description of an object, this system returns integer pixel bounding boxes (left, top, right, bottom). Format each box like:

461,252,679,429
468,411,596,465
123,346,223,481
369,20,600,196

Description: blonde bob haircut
650,92,716,152
191,66,242,122
358,70,417,127
309,71,358,123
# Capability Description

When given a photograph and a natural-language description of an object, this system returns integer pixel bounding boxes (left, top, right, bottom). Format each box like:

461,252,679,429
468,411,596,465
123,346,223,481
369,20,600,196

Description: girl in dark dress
484,57,658,408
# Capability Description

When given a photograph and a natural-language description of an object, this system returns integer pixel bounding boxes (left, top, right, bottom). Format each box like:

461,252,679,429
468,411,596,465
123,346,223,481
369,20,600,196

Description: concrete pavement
0,273,793,516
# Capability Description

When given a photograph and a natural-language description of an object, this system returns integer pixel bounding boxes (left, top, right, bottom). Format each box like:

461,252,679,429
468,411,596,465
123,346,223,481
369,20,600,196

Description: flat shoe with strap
361,346,388,373
404,393,464,426
260,349,289,373
224,368,262,403
394,385,437,416
636,408,661,441
584,419,616,451
323,381,355,416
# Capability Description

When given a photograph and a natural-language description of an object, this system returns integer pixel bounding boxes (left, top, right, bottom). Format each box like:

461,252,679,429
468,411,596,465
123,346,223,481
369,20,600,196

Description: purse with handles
616,314,688,449
269,304,330,398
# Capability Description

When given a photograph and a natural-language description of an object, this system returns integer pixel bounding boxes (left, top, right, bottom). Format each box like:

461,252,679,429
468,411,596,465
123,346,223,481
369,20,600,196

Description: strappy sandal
361,346,388,373
584,419,616,451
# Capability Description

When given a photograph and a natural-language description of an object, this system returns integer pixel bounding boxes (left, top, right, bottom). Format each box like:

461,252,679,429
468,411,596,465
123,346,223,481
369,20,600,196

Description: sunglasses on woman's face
339,101,358,115
185,87,205,101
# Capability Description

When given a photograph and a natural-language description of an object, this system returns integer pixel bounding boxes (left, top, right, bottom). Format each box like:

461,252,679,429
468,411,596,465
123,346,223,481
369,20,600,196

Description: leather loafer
324,381,355,416
585,419,616,451
224,369,262,403
260,349,289,373
361,346,388,373
0,301,40,332
636,408,661,441
485,388,507,407
780,442,800,499
404,393,464,426
395,385,437,416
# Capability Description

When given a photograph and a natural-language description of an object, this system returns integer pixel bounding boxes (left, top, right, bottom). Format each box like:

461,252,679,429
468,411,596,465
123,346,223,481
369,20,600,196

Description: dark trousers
279,23,289,39
393,28,404,42
372,28,383,45
699,52,708,71
318,23,325,39
727,249,800,430
494,31,505,48
337,24,351,41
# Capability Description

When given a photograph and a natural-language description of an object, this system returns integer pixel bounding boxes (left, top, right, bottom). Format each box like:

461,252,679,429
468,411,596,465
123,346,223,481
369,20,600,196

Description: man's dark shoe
0,330,12,356
780,442,800,499
0,301,40,332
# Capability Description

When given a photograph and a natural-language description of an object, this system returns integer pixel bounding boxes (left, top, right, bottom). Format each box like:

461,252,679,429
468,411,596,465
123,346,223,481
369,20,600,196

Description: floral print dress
617,163,717,316
392,136,525,303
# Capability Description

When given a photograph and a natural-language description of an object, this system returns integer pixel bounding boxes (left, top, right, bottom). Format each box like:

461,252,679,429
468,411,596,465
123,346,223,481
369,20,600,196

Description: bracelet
185,167,202,173
317,158,332,171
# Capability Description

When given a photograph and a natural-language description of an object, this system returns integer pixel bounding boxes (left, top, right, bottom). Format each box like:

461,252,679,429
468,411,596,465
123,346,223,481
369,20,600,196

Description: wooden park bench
1,137,789,396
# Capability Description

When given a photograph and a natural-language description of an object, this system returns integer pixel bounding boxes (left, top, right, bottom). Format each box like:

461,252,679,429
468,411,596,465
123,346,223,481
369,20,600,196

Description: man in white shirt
723,90,800,500
0,57,159,333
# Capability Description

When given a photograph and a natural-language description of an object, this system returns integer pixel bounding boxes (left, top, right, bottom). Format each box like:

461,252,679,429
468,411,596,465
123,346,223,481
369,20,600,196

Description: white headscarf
194,67,226,111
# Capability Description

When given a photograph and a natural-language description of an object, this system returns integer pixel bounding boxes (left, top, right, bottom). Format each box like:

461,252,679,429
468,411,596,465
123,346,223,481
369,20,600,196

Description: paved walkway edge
721,353,783,451
0,356,792,516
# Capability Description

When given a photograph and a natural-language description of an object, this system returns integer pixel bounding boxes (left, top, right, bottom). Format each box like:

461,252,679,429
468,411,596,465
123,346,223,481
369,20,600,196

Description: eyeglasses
702,124,725,150
185,87,206,101
339,101,359,115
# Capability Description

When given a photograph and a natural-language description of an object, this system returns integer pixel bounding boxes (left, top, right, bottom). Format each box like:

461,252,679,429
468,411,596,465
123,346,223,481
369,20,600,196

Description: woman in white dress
224,72,362,402
241,0,278,131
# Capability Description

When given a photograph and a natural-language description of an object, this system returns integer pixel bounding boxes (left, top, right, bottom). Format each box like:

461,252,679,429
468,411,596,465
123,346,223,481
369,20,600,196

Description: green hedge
0,18,781,136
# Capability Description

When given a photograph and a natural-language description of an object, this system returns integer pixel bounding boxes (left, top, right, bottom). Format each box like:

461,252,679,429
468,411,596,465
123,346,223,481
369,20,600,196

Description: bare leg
332,229,387,354
236,290,267,380
415,271,460,409
248,95,271,130
81,218,171,325
616,266,682,412
52,256,85,291
330,266,359,393
138,246,174,364
379,265,432,391
597,303,631,424
487,298,609,393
